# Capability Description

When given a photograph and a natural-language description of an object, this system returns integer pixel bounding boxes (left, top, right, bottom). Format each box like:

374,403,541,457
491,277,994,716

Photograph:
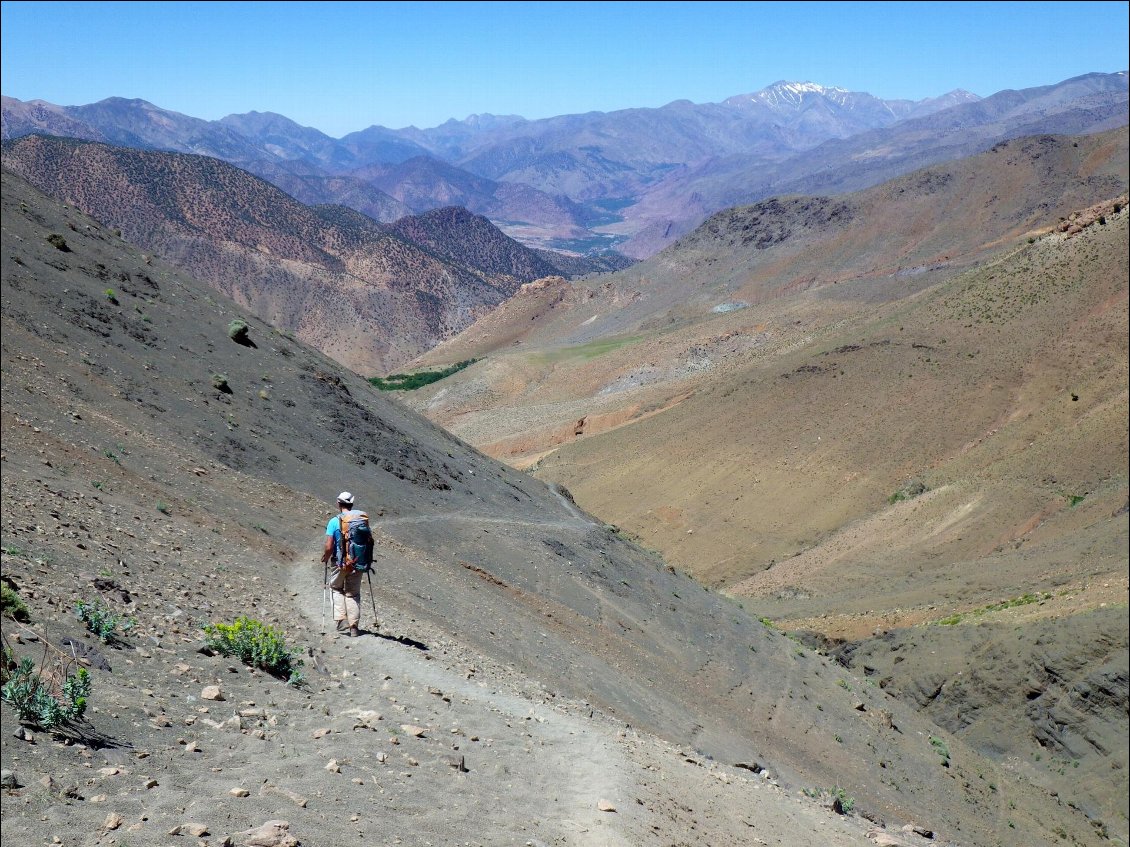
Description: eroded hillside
0,136,618,375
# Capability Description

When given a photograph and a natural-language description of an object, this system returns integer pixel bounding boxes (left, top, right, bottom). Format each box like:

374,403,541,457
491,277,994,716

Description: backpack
337,511,374,574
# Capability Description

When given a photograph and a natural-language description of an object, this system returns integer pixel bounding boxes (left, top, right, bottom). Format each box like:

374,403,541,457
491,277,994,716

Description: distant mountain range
5,71,1125,257
0,135,627,372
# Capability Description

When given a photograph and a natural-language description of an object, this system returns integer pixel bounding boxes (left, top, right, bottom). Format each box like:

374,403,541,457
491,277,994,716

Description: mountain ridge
0,135,598,373
5,71,1125,257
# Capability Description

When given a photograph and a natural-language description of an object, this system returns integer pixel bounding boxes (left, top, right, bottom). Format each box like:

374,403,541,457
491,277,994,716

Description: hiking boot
349,625,360,638
335,619,347,632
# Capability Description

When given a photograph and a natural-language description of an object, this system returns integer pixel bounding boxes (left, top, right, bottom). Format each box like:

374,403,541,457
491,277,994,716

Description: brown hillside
0,136,547,374
518,202,1130,839
396,133,1129,838
405,130,1127,469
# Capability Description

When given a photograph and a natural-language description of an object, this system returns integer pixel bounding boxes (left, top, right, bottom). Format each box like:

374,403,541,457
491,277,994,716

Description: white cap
337,491,354,506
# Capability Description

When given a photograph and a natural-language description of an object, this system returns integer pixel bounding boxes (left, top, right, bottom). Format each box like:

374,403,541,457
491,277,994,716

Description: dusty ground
1,533,894,847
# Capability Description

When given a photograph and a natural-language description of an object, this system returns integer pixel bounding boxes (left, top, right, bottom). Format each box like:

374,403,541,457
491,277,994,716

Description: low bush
228,319,251,345
203,616,304,685
2,585,31,622
47,233,71,252
76,599,136,643
831,786,855,814
2,654,91,729
888,479,928,505
212,374,232,393
929,735,951,767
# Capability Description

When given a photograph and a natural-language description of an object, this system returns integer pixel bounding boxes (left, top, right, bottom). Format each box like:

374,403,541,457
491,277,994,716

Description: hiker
321,491,368,637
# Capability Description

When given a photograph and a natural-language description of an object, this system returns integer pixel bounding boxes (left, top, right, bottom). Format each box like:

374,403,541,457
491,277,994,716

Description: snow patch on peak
726,81,855,110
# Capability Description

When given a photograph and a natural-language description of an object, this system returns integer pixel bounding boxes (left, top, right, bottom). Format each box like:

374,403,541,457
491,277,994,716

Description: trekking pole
366,570,379,631
321,560,328,634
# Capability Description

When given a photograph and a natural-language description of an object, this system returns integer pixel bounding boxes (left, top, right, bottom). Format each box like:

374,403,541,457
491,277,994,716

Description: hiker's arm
321,534,334,564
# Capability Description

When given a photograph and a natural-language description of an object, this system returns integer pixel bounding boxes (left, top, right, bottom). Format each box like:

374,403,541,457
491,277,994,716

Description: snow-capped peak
725,81,854,110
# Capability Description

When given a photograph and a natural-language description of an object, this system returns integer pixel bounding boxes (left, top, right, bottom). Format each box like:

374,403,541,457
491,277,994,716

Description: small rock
201,685,225,701
597,799,617,812
237,819,298,847
230,787,251,797
400,724,426,737
173,822,209,837
1,769,20,789
99,767,121,776
311,728,331,739
102,812,124,831
13,726,35,742
144,779,159,789
868,830,909,847
324,759,341,773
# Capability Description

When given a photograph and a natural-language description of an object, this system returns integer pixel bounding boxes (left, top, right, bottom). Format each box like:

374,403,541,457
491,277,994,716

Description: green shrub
76,599,136,643
104,288,118,304
888,479,927,505
832,786,855,813
228,319,250,344
47,233,71,252
929,735,951,767
2,585,31,622
212,374,231,393
203,616,304,685
2,656,90,729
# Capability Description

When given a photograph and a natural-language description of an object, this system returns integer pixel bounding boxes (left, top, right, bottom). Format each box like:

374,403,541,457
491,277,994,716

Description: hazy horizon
1,1,1127,137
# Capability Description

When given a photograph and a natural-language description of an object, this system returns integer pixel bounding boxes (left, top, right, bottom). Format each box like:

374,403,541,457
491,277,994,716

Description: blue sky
2,1,1127,137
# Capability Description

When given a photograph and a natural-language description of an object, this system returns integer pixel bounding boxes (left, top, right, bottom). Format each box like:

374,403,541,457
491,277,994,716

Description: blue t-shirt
325,510,363,565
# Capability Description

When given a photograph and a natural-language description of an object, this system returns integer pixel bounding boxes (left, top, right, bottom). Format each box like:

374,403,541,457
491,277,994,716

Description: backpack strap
337,513,351,567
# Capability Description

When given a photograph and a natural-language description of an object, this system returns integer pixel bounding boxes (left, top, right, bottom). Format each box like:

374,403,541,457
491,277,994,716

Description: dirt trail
289,548,634,846
287,544,889,847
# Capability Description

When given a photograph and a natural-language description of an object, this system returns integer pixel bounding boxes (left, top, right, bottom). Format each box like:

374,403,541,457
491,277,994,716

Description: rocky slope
0,135,601,374
406,127,1128,458
2,169,1112,846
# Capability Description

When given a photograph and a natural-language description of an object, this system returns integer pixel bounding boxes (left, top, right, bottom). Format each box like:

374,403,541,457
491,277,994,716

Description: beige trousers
329,568,362,626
